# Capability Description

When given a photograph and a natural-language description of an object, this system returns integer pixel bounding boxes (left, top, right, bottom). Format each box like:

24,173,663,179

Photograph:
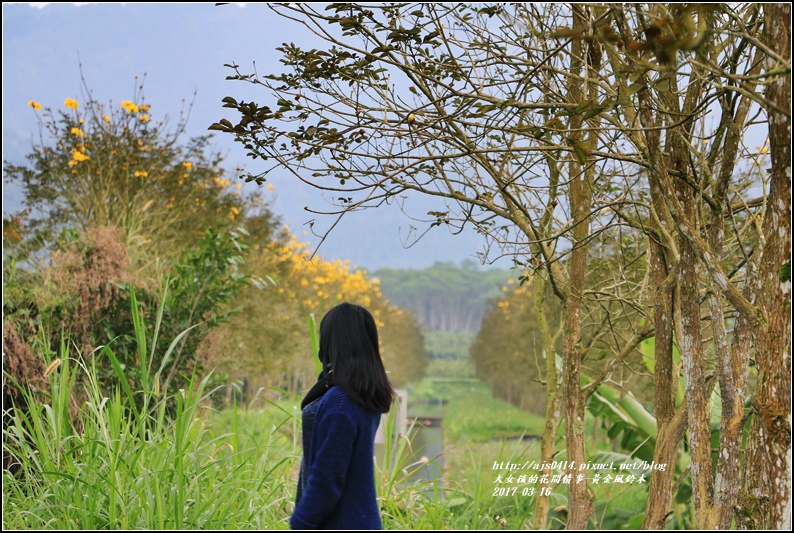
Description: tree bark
739,5,792,528
673,134,716,531
711,42,765,528
534,277,562,529
642,228,681,529
559,7,596,529
562,234,592,530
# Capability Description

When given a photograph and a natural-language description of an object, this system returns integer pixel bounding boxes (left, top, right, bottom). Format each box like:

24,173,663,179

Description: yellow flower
70,127,85,137
267,183,275,190
182,161,193,170
120,100,139,113
139,114,150,123
68,160,78,167
235,183,242,189
27,100,42,111
230,206,240,215
64,98,79,110
134,170,148,177
72,150,89,162
140,104,151,112
102,114,111,123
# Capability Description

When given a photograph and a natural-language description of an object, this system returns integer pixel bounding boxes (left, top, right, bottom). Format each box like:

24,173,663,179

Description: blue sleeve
290,407,357,530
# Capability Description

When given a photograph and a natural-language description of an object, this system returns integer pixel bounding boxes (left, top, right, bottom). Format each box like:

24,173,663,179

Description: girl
290,302,394,530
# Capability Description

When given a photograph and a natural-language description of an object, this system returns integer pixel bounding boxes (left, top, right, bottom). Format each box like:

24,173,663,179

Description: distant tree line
374,260,514,332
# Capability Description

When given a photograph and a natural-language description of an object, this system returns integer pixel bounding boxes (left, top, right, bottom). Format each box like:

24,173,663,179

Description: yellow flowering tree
203,230,428,398
5,89,251,272
5,85,281,402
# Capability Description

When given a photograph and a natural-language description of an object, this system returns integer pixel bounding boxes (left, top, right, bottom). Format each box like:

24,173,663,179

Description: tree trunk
562,251,591,529
562,7,596,528
642,234,681,529
674,147,716,529
533,277,561,529
739,5,792,528
635,30,719,524
711,42,765,528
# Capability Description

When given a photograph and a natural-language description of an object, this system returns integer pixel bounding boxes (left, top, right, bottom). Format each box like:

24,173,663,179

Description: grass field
3,359,652,530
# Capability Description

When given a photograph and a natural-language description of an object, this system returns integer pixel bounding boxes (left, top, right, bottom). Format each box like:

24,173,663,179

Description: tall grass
2,290,298,530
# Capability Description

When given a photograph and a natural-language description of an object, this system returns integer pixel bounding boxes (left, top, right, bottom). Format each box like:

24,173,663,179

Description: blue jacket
291,386,383,530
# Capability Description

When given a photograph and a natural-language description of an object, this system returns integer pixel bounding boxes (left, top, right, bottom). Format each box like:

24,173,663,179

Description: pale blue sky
2,2,501,271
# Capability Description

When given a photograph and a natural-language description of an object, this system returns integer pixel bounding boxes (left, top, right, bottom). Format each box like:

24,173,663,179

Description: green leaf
617,392,657,440
653,77,671,92
309,313,321,376
568,137,593,163
641,336,655,372
780,260,791,283
155,323,201,380
423,30,440,43
627,82,645,96
582,103,609,120
102,345,140,422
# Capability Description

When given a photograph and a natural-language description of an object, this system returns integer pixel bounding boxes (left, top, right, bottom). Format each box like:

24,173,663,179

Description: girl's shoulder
319,385,352,407
318,386,365,416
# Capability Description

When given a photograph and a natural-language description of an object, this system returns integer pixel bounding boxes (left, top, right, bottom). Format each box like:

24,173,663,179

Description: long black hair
319,302,394,413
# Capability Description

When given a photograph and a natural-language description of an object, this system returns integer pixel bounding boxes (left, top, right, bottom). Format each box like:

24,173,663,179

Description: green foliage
780,260,791,283
3,332,665,531
2,239,42,329
424,358,477,379
587,384,656,462
308,313,322,376
402,378,547,529
3,223,254,409
151,226,255,394
214,3,784,528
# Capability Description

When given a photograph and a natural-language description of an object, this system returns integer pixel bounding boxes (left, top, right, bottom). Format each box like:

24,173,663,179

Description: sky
2,2,507,272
